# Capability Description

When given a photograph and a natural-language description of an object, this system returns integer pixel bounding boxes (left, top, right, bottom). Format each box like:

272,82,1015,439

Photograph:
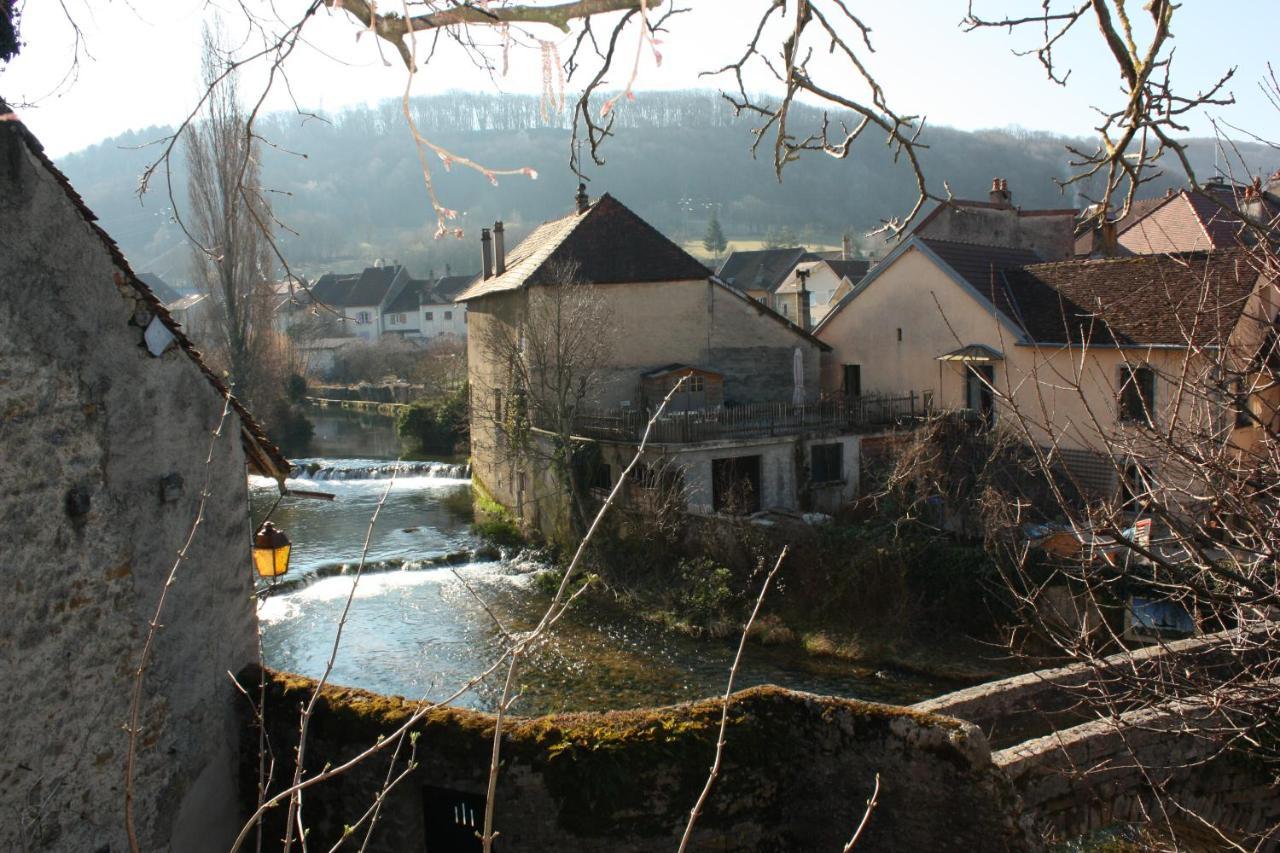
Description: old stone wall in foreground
249,669,1030,852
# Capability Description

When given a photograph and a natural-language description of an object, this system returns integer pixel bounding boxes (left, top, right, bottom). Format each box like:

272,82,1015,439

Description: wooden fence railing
556,392,930,444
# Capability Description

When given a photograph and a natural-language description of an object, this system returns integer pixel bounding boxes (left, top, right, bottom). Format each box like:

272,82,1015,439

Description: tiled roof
348,265,402,306
825,259,871,282
716,247,813,293
1074,194,1170,255
0,100,290,481
918,238,1045,326
456,194,709,301
386,278,428,314
310,272,359,306
1005,249,1259,347
433,274,477,303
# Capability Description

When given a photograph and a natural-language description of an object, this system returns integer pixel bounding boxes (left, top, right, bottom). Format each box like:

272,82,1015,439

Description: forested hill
56,90,1278,287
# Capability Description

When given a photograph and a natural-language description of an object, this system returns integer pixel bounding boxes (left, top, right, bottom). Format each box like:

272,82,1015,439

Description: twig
842,772,880,851
678,545,789,853
124,397,232,853
281,460,402,851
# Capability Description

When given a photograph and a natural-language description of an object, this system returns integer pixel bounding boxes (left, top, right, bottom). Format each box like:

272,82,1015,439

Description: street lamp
253,521,292,579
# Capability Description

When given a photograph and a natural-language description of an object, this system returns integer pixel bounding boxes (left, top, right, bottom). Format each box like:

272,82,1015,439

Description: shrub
676,557,737,626
397,383,469,453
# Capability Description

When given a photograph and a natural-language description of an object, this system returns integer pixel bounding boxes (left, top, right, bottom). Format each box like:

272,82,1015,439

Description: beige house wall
818,244,1268,466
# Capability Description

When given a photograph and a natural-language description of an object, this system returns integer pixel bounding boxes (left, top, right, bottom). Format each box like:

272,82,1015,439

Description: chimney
1094,218,1118,257
480,228,493,280
841,233,852,260
493,221,506,276
796,267,811,331
990,178,1012,209
575,183,590,214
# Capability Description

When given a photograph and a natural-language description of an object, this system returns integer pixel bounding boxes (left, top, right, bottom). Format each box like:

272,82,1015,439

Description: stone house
1,102,290,851
815,233,1278,497
909,178,1078,260
457,191,874,533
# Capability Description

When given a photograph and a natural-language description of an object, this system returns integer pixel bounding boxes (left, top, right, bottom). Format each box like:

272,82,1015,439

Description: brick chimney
493,221,506,276
480,227,493,280
989,178,1012,209
796,267,811,331
575,183,590,214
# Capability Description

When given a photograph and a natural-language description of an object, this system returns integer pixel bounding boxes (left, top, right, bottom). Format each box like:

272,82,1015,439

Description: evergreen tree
702,210,727,259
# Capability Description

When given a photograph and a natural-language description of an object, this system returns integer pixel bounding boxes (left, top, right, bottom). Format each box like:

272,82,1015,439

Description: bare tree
878,238,1280,845
185,25,279,411
472,260,616,535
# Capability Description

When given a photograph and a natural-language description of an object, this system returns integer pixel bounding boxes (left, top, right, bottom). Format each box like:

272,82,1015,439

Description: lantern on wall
253,521,292,579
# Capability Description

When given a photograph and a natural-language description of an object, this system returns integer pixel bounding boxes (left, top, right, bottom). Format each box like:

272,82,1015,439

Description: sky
2,1,1279,159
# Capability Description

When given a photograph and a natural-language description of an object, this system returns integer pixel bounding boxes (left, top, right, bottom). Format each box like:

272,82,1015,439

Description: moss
252,669,976,843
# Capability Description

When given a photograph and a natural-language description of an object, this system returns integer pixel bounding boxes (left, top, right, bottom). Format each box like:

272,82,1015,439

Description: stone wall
249,669,1031,852
0,116,261,851
996,698,1280,846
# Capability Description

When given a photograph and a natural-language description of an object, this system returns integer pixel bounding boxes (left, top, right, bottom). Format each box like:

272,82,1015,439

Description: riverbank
508,507,1027,687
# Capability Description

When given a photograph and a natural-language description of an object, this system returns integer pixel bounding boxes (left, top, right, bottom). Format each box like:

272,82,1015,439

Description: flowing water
252,411,954,714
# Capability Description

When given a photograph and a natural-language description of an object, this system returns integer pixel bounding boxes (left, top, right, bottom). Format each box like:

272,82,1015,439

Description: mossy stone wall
249,668,1030,851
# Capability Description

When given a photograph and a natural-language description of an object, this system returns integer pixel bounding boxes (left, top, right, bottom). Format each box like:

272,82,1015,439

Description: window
425,311,434,321
896,327,903,342
444,310,453,321
688,375,705,393
422,785,485,852
782,303,790,317
492,389,503,421
842,364,861,397
1232,378,1254,428
356,311,371,324
1119,365,1155,424
966,364,995,427
712,456,761,514
810,443,843,483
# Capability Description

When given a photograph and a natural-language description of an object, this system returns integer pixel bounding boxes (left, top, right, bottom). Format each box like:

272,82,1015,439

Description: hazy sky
3,1,1278,158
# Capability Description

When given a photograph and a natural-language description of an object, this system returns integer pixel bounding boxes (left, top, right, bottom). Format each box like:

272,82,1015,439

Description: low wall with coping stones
995,697,1280,847
246,668,1031,852
912,627,1270,748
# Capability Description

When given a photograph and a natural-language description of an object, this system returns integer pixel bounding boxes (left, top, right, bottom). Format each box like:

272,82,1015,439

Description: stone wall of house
916,206,1076,260
249,669,1031,852
0,123,259,851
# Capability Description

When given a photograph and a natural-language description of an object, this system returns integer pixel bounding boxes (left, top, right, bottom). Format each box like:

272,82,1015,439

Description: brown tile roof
0,99,291,482
1004,249,1259,347
1074,194,1171,255
457,194,710,301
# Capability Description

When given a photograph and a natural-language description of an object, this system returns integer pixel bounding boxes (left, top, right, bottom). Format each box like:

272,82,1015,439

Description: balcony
560,392,931,445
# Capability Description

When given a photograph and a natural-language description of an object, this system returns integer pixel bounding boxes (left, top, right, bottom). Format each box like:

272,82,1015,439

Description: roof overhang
936,344,1005,362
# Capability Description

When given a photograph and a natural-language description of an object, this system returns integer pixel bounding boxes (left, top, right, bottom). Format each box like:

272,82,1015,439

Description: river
252,410,954,714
